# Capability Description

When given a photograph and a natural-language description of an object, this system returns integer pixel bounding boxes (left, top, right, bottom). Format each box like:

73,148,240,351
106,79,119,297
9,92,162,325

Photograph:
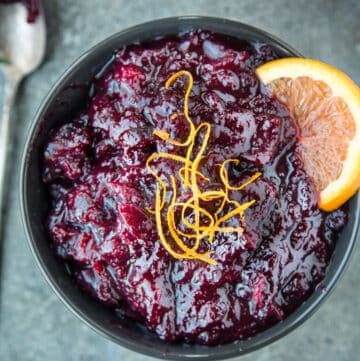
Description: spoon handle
0,66,21,238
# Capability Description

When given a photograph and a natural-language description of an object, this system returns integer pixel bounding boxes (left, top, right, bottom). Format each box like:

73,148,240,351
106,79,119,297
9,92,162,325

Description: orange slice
256,58,360,212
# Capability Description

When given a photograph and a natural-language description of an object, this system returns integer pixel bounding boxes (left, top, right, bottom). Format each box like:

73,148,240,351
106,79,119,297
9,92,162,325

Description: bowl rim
19,15,360,360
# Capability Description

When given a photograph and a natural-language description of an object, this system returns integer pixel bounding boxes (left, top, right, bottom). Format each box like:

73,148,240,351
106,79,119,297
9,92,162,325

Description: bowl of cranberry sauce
20,17,359,360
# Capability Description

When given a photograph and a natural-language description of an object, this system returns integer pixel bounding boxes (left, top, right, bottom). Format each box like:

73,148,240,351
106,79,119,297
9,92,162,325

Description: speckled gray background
0,0,359,360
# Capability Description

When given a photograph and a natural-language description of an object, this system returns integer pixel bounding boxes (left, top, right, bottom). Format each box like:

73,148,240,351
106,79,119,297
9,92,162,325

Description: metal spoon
0,2,46,237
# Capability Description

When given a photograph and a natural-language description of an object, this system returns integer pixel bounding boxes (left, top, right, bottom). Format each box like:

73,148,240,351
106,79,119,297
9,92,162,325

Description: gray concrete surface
0,0,359,360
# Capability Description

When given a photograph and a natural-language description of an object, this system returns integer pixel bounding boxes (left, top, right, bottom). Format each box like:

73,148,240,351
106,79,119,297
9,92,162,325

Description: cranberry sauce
0,0,40,23
42,30,347,345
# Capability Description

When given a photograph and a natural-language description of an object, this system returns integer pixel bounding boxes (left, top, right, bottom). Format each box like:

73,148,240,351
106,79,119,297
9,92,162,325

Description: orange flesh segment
267,77,355,191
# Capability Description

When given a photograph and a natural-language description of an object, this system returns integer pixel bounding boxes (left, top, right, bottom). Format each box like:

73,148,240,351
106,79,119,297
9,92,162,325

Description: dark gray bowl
20,16,360,360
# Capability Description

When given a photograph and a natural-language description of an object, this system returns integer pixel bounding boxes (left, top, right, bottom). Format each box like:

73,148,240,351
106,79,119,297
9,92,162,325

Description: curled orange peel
146,71,261,265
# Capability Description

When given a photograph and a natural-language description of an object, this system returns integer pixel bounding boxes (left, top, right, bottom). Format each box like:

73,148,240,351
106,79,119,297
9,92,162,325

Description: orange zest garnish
146,70,260,265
